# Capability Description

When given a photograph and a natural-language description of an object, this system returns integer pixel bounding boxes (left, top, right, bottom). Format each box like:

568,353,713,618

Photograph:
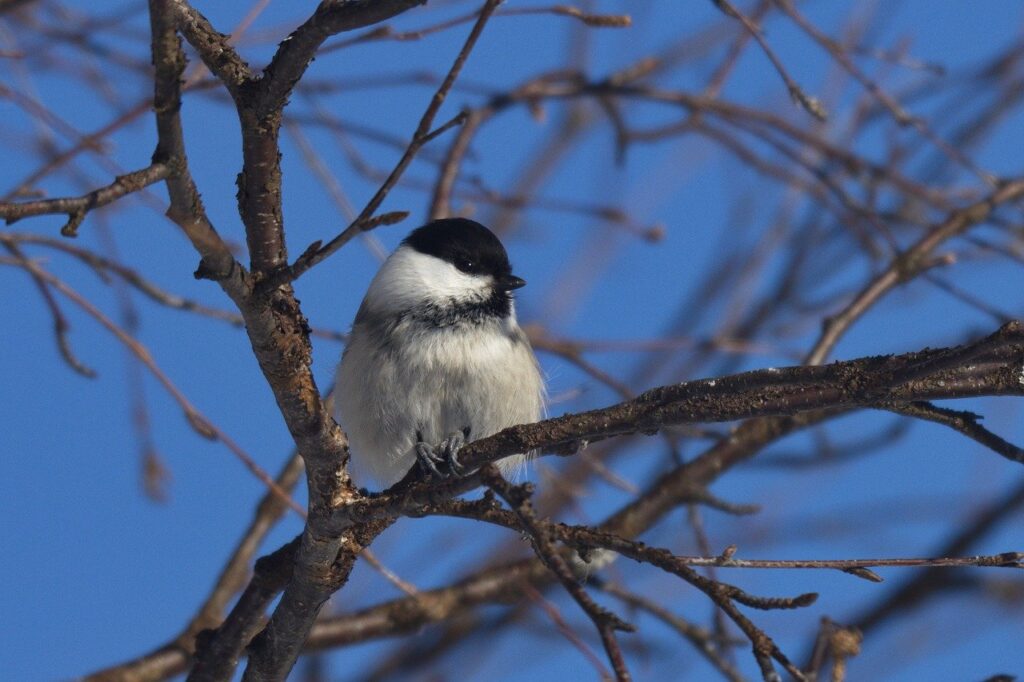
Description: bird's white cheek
364,247,491,313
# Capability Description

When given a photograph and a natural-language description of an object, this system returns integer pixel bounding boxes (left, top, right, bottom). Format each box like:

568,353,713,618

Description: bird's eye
455,258,476,273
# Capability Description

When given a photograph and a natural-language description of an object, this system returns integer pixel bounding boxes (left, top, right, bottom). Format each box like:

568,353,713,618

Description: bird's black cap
403,218,525,290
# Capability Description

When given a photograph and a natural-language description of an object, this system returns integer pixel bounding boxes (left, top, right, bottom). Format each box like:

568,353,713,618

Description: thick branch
450,323,1024,478
149,4,358,680
260,0,427,119
242,519,392,681
148,0,239,284
167,0,253,100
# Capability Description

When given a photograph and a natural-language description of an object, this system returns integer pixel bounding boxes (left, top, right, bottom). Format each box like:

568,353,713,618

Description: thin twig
881,401,1024,465
712,0,826,120
806,178,1024,364
486,470,636,682
522,583,615,681
1,241,96,377
0,162,171,236
282,0,503,284
599,582,746,682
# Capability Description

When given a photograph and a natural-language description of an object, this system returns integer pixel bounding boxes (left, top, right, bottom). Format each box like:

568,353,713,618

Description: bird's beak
501,274,527,290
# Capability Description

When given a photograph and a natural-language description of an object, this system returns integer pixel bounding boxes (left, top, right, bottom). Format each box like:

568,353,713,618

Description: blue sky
2,1,1023,680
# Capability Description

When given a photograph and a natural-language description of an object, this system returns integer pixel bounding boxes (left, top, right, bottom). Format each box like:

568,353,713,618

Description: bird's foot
415,428,469,479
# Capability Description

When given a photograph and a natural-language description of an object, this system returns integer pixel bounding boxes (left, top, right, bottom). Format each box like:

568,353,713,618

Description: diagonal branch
0,239,96,377
880,401,1024,465
806,177,1024,364
598,582,746,682
0,255,303,513
148,0,241,285
166,0,254,101
259,0,428,120
713,0,826,121
282,0,502,284
486,471,636,682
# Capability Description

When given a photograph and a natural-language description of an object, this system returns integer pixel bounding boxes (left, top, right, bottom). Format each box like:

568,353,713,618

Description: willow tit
334,218,545,488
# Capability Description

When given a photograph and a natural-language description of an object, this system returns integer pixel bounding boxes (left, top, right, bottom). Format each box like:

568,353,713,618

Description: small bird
335,218,545,488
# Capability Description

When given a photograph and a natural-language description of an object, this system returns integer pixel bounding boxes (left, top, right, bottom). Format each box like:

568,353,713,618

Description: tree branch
806,177,1024,364
83,453,305,682
486,471,636,682
260,0,428,120
881,401,1024,465
281,0,501,284
0,163,172,236
166,0,254,100
148,0,240,285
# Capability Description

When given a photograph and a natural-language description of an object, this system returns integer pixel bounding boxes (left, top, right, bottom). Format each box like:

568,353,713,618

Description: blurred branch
713,0,826,120
853,478,1024,633
85,453,305,682
771,0,996,185
320,3,630,55
0,253,304,514
1,240,96,377
807,177,1024,364
522,582,615,680
598,582,746,682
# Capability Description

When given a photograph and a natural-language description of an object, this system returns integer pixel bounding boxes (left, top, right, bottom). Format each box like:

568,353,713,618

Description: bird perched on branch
335,218,545,488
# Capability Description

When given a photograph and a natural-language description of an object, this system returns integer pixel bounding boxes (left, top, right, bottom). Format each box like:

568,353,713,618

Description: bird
334,217,545,488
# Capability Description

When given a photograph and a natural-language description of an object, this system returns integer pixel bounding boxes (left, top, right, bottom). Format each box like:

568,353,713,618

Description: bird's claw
441,430,466,477
415,441,445,479
415,429,469,479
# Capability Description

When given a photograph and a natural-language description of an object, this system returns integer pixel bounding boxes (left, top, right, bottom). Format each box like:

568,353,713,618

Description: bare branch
807,178,1024,364
84,453,305,682
148,0,240,284
881,401,1024,465
259,0,427,119
713,0,826,121
0,163,171,236
486,471,636,682
599,582,746,682
0,239,96,377
280,0,502,284
166,0,253,100
0,255,303,514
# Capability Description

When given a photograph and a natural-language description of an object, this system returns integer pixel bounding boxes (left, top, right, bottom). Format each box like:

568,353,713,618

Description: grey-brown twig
0,163,171,236
280,0,502,284
486,470,636,682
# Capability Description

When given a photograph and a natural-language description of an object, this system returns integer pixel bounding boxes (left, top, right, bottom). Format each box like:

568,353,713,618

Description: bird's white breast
335,304,544,488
